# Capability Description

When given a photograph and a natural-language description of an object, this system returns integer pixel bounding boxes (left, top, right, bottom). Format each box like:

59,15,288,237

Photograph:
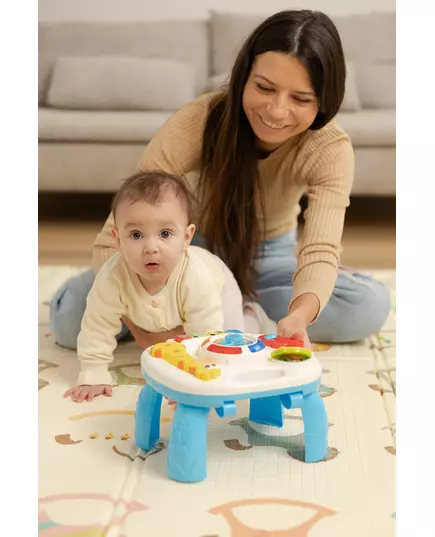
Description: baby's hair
111,170,192,222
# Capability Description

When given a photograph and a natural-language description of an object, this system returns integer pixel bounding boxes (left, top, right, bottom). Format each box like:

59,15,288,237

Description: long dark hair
198,10,346,297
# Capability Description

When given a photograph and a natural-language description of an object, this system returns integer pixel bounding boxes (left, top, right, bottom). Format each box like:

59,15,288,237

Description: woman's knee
49,268,95,349
308,276,391,343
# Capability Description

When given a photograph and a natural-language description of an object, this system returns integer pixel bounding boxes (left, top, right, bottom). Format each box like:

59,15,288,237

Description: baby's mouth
145,262,160,271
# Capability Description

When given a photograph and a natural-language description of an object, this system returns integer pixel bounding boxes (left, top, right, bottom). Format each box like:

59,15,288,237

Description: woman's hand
277,313,311,348
277,293,321,348
121,316,184,350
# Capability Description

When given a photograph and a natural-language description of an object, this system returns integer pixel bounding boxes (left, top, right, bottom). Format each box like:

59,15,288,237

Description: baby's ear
184,224,196,248
112,227,121,247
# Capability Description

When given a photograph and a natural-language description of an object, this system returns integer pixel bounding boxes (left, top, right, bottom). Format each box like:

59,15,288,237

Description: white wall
39,0,396,22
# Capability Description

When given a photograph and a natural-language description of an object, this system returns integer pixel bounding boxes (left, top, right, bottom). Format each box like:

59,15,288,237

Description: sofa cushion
38,20,209,104
206,72,230,92
356,63,396,109
341,62,361,112
209,10,396,75
334,12,396,62
206,61,361,112
336,109,395,146
46,56,196,111
210,11,264,75
38,108,173,142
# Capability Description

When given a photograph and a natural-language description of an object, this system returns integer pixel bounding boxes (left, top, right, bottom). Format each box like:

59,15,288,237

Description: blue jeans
251,231,390,342
50,231,390,348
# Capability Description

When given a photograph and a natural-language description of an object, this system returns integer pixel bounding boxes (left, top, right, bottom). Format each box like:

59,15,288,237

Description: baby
65,170,260,402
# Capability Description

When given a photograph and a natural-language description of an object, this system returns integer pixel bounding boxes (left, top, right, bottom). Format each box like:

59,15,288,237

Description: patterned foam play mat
38,266,396,536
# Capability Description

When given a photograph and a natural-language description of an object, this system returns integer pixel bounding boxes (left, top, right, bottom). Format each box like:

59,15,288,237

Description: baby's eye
160,230,172,239
129,231,143,240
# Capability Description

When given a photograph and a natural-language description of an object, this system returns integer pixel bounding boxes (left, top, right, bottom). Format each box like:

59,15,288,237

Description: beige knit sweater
93,92,354,314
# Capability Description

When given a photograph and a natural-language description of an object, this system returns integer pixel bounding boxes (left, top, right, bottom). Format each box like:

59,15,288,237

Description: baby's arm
65,268,125,401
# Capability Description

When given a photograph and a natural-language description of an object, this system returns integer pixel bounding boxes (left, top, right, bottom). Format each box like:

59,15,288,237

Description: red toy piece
174,334,192,343
259,334,304,349
207,344,242,354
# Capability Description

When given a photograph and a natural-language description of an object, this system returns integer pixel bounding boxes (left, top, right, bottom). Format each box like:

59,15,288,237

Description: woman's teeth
260,116,288,129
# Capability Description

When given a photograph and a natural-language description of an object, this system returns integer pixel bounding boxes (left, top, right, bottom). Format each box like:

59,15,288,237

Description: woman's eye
130,231,143,240
294,97,312,104
256,84,273,93
160,230,172,239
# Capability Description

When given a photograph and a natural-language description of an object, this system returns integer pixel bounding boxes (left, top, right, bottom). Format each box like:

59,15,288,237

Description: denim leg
254,232,298,322
307,271,390,343
49,267,130,350
191,230,390,342
254,232,391,343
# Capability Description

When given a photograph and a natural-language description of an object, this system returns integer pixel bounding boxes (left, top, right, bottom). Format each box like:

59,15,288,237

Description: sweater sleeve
92,94,214,272
179,260,225,335
76,267,125,385
290,134,354,320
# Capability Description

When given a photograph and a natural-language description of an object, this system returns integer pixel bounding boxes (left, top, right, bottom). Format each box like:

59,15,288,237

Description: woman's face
242,51,319,152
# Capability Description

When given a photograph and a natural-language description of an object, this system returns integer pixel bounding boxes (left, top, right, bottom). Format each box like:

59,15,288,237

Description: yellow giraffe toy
151,342,221,381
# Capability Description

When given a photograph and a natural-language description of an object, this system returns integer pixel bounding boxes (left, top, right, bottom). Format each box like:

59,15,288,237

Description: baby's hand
64,384,112,403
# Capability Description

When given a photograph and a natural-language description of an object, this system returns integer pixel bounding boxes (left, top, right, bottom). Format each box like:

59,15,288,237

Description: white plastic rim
141,335,323,397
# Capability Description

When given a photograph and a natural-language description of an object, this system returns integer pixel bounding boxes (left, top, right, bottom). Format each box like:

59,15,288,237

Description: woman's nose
266,96,292,120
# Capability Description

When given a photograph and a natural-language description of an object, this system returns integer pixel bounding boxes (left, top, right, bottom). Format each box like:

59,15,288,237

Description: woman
50,9,390,349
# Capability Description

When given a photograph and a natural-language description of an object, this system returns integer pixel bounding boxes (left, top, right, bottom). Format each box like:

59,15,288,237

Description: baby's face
113,191,194,293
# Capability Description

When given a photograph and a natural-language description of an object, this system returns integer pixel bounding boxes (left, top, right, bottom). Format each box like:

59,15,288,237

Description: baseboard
39,192,396,225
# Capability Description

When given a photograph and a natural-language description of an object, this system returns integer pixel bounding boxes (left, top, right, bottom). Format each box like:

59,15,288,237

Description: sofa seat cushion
336,109,395,146
38,108,172,142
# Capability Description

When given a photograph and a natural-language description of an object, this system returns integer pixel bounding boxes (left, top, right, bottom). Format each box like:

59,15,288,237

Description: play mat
38,266,396,536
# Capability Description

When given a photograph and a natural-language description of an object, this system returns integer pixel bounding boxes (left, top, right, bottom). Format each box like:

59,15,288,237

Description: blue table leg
134,384,162,451
249,396,284,427
301,390,328,462
167,404,210,483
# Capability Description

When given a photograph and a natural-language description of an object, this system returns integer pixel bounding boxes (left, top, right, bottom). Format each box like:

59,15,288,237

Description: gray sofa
38,10,396,195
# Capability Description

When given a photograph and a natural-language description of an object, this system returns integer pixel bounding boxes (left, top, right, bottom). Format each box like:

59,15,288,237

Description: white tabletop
141,335,322,397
